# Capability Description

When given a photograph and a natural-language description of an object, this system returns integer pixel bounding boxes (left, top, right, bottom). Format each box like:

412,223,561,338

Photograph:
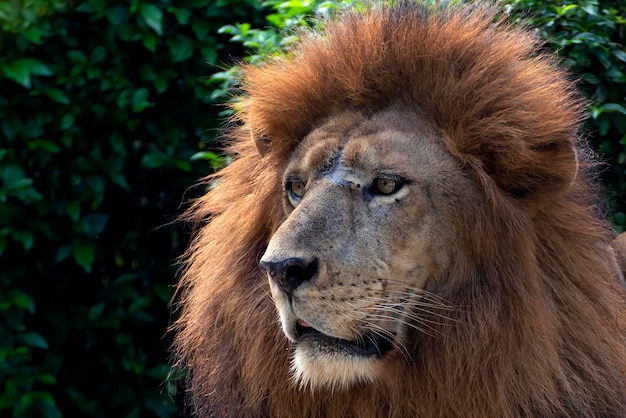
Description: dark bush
0,0,264,416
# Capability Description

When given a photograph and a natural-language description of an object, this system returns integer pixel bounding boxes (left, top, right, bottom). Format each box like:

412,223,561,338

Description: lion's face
260,108,474,389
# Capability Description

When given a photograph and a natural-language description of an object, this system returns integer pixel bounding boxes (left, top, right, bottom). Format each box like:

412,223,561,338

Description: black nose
260,257,318,295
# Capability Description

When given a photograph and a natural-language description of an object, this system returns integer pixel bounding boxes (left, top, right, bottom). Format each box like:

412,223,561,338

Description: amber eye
286,179,306,206
290,180,306,198
372,176,403,195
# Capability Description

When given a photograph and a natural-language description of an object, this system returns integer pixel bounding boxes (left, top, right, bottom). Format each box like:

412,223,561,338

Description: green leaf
67,50,88,64
109,170,130,191
606,67,626,83
28,140,61,153
142,32,157,52
614,50,626,63
22,26,43,44
168,7,191,24
82,213,109,236
190,151,225,168
2,115,22,139
4,172,28,190
2,164,27,190
141,150,170,168
128,296,151,314
89,303,105,320
595,84,607,102
153,74,168,93
181,0,209,7
15,392,61,418
581,3,597,16
152,68,175,94
17,332,49,349
12,291,35,314
175,159,191,171
55,244,72,262
66,201,81,221
602,103,626,115
37,374,57,385
167,35,196,62
192,20,211,39
114,273,137,284
12,230,34,252
131,87,152,112
90,46,107,64
109,131,127,156
65,388,97,414
45,89,70,105
116,333,132,345
139,4,163,35
2,59,52,88
86,175,106,198
26,60,53,76
72,242,94,273
199,44,218,64
76,0,107,13
61,113,75,130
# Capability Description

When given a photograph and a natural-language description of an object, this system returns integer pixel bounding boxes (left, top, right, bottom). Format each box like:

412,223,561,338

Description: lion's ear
252,131,271,156
494,141,579,206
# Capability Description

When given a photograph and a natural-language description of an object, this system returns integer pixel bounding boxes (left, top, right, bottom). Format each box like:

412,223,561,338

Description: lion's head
259,108,472,388
174,2,626,417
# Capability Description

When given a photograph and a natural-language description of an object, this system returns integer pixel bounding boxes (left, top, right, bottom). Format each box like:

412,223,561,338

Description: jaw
271,291,396,390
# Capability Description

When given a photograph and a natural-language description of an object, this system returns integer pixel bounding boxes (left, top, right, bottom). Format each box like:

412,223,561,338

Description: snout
259,256,318,295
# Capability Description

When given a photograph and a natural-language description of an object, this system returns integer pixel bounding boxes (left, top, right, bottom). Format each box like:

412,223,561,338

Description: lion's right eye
371,176,404,196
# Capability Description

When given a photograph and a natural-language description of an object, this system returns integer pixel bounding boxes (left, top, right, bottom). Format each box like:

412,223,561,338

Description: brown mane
173,2,626,417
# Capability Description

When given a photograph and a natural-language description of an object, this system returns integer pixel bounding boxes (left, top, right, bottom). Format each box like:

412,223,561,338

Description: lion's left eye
290,180,306,198
371,176,404,195
286,178,306,206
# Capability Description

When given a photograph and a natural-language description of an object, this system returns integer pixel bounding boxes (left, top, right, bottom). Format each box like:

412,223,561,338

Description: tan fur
173,2,626,417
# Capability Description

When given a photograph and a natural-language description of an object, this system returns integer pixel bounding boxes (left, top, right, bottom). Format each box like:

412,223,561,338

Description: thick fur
173,2,626,417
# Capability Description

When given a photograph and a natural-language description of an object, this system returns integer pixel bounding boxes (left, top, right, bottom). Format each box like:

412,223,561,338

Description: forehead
286,108,450,176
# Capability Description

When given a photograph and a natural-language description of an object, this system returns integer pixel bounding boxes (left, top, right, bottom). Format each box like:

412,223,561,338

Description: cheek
381,211,451,284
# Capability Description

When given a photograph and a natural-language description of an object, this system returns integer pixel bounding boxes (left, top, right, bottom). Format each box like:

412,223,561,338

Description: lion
173,2,626,417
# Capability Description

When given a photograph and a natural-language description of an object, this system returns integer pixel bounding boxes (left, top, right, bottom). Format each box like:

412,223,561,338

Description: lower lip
295,321,392,358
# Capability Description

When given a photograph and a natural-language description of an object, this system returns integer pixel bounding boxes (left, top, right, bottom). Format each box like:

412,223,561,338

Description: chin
289,325,394,390
291,342,383,390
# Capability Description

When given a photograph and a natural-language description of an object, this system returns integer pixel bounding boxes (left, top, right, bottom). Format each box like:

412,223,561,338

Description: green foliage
0,0,265,416
210,0,347,106
505,0,626,230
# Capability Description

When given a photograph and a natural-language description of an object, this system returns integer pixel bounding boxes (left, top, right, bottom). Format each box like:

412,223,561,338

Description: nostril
262,257,318,295
285,259,317,287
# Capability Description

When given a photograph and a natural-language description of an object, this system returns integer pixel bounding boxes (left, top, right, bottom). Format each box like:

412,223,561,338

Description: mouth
295,319,394,358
